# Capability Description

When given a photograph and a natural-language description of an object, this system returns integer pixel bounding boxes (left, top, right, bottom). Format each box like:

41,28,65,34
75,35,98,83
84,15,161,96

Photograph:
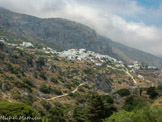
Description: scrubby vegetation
104,105,162,122
115,88,130,97
0,40,162,122
0,101,40,121
146,87,158,99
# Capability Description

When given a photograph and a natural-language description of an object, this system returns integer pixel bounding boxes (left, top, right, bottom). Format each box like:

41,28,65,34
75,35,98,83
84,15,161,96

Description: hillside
0,41,162,121
0,8,162,68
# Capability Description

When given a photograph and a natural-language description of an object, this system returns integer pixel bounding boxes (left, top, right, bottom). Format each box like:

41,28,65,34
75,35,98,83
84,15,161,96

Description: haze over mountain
0,8,162,68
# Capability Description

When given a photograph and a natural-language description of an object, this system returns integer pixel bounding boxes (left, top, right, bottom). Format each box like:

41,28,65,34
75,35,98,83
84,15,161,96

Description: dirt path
47,82,85,101
125,69,137,84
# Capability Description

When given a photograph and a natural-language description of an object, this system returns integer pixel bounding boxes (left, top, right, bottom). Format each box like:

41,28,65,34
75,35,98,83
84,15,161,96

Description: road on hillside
125,69,137,84
47,82,86,101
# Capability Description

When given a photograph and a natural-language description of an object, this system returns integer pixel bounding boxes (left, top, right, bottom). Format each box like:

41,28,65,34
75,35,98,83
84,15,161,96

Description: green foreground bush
104,105,162,122
0,100,40,121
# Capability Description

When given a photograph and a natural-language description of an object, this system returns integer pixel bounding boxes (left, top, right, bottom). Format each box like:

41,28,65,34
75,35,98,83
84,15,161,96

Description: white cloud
0,0,162,57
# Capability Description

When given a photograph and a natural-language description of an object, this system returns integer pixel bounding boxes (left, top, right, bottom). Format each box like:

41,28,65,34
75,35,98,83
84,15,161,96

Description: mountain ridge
0,7,162,68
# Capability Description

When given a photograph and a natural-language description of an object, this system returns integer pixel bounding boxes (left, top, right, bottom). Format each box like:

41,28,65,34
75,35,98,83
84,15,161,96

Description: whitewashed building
22,42,33,47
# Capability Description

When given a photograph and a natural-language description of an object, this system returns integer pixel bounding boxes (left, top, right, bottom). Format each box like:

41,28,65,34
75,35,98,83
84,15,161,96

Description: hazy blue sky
0,0,162,57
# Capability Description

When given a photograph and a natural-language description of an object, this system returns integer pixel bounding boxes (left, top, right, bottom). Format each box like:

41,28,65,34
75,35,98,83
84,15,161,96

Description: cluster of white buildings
59,49,117,61
128,61,141,70
58,49,126,68
0,39,34,48
128,61,158,70
21,42,33,47
43,47,58,54
1,38,157,72
0,39,5,43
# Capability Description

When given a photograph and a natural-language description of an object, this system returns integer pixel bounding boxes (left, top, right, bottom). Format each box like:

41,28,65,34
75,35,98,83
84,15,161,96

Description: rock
1,83,9,92
0,42,14,53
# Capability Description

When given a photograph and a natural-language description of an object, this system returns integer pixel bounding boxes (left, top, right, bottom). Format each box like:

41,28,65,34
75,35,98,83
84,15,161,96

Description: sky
0,0,162,58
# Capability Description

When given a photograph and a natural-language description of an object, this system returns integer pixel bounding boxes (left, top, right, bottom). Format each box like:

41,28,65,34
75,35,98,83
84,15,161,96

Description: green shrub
52,88,62,95
76,97,86,104
58,76,65,83
22,77,34,87
7,63,24,75
115,88,130,97
104,110,132,122
146,87,158,99
69,92,75,97
83,84,90,89
158,85,162,92
40,85,51,94
124,96,146,112
64,83,72,89
11,91,22,100
52,57,60,61
101,95,114,104
105,105,162,122
72,107,87,122
37,57,45,66
11,91,32,105
54,102,63,107
40,100,51,111
0,53,4,59
40,85,62,95
50,77,58,84
47,107,65,122
78,86,85,92
7,63,15,73
14,81,32,92
0,69,3,73
39,72,47,80
72,80,79,86
83,68,93,74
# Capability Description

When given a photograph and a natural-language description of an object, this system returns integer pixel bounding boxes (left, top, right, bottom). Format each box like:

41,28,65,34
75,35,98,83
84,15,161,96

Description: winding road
47,82,86,101
47,68,137,101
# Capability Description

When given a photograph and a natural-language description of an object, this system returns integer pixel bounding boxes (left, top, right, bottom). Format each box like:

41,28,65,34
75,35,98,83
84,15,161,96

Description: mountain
0,7,162,68
1,40,162,121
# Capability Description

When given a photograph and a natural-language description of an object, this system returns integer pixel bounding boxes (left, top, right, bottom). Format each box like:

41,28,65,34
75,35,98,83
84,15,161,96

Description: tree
101,95,114,104
124,96,145,112
47,107,65,122
72,107,86,122
86,93,105,122
104,103,117,118
85,93,116,122
146,87,158,99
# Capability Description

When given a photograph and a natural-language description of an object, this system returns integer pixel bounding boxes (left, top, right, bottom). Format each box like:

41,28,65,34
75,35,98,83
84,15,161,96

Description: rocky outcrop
0,42,14,53
96,74,112,93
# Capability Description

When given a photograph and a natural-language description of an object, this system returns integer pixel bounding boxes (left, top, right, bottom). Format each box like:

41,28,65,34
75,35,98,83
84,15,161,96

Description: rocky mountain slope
1,32,162,121
0,8,162,68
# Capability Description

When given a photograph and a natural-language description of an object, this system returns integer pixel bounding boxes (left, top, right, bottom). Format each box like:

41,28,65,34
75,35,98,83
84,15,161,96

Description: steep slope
0,8,162,68
0,41,137,106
